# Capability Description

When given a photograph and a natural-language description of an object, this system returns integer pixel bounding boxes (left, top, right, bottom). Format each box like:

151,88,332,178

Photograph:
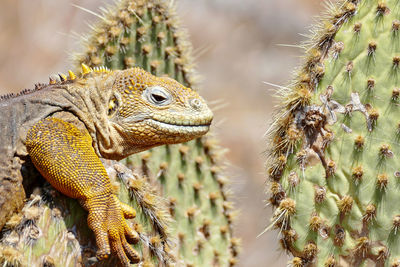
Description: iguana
0,64,213,266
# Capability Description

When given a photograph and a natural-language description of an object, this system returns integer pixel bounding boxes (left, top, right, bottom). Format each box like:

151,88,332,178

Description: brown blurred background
0,0,325,266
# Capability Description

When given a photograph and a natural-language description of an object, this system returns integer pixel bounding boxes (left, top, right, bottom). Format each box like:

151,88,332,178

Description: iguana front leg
26,117,140,266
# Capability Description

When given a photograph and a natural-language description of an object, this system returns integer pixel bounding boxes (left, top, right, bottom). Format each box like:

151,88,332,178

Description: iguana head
105,67,213,153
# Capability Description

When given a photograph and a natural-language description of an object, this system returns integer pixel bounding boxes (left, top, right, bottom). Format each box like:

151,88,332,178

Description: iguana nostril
190,98,202,110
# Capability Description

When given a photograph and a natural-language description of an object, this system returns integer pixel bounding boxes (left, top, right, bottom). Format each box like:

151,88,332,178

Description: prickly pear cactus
0,0,237,266
267,0,400,266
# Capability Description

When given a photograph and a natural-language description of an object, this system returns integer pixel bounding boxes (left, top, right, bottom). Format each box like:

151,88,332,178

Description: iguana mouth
147,119,211,133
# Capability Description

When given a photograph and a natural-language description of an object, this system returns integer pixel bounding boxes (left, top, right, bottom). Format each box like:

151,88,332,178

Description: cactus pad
267,0,400,266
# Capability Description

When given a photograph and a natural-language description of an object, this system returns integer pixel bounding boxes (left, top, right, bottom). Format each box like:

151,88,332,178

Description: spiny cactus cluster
267,0,400,266
0,0,238,266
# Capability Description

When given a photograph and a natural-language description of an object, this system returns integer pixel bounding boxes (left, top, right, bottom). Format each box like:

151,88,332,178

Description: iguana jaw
103,114,211,159
107,108,212,154
118,100,213,137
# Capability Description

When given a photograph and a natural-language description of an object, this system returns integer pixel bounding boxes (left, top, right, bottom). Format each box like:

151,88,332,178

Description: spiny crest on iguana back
0,64,109,101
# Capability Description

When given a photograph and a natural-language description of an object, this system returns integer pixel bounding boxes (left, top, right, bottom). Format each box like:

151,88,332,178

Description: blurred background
0,0,325,266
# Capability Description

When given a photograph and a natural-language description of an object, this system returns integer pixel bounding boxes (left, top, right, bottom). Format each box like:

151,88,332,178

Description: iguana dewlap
0,65,213,266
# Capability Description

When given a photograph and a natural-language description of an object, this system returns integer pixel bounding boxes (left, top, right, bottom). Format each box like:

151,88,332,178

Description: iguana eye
151,92,167,103
144,86,172,106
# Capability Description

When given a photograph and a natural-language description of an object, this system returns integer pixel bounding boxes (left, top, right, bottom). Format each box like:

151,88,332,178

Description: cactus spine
267,0,400,266
0,0,237,266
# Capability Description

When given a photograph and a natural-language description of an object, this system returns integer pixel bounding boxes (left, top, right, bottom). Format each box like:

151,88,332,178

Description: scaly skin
0,66,213,266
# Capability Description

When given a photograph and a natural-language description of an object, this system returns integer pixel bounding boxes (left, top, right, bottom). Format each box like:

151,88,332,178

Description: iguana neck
61,73,125,160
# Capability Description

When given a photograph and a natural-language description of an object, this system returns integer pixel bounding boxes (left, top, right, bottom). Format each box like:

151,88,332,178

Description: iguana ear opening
107,92,121,117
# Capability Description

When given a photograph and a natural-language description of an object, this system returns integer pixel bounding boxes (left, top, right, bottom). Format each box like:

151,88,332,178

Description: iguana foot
86,194,140,266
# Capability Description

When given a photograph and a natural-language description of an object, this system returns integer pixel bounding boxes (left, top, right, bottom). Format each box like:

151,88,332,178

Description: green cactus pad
268,0,400,266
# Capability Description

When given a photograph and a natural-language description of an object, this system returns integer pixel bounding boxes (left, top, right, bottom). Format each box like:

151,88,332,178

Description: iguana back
0,84,73,229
